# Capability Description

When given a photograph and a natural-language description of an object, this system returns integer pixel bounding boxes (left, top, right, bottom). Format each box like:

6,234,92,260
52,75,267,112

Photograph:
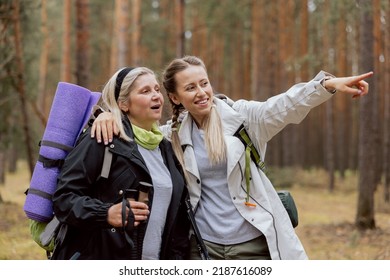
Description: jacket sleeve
53,130,113,229
232,71,333,155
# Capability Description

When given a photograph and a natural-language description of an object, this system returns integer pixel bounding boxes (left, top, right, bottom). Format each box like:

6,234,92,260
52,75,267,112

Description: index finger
129,200,149,210
353,71,374,82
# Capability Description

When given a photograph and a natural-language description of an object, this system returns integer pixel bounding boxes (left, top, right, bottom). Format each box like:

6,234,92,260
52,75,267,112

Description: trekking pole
185,196,210,260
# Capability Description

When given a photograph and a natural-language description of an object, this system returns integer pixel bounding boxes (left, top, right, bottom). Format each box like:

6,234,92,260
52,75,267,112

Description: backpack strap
216,94,265,171
185,194,210,260
38,140,74,168
234,124,266,172
38,155,65,168
233,124,267,207
100,146,113,178
39,140,74,152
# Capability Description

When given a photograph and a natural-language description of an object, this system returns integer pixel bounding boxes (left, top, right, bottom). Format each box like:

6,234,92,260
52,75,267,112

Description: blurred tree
11,0,34,176
61,0,72,83
356,0,377,230
111,0,130,71
75,0,90,88
384,0,390,203
334,0,349,179
250,0,262,99
263,1,282,166
295,0,309,167
175,0,185,57
131,0,141,66
279,0,296,167
323,0,335,192
37,0,49,125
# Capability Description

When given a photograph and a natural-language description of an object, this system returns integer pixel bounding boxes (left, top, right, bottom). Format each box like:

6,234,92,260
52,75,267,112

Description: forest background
0,0,389,260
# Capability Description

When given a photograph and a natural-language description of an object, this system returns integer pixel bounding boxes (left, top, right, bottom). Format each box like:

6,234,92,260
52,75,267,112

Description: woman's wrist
321,76,337,94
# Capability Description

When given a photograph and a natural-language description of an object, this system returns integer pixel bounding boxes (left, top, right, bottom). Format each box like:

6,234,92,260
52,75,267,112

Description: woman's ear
118,101,129,112
168,93,181,105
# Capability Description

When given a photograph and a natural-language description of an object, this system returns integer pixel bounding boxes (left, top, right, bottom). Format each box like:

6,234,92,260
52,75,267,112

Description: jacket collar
110,117,172,170
109,116,137,157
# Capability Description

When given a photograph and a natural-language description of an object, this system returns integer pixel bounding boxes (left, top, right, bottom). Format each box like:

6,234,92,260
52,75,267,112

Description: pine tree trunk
383,2,390,203
250,0,261,98
356,0,376,230
61,0,72,82
334,1,349,179
75,0,90,88
131,0,140,66
322,1,335,191
11,0,34,177
373,0,383,187
38,0,50,121
175,0,185,57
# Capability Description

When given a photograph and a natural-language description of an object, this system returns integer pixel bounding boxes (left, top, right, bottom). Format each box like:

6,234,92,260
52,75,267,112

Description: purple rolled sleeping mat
78,91,102,137
23,82,101,223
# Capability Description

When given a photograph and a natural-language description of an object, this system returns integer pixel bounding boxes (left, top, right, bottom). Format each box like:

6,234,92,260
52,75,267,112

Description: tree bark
323,1,335,192
131,0,140,66
356,0,376,230
75,0,90,88
250,0,261,98
37,0,50,121
383,1,390,202
334,1,349,179
373,0,383,188
279,0,296,167
61,0,72,82
175,0,185,57
11,0,34,177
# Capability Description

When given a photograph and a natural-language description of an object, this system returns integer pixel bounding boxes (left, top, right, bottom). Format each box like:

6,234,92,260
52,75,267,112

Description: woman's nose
151,91,162,99
196,85,207,96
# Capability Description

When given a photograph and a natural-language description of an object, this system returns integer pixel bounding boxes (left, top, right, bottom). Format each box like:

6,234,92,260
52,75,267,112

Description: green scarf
131,123,164,150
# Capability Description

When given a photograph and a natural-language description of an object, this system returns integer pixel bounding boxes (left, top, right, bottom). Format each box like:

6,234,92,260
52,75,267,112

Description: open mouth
195,98,208,105
151,104,161,110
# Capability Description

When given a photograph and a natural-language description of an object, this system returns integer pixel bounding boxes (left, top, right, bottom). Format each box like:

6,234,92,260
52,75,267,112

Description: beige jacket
161,71,333,259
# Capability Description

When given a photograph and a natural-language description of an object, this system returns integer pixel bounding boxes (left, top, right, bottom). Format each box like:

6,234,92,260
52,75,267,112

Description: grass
0,161,46,260
0,162,389,260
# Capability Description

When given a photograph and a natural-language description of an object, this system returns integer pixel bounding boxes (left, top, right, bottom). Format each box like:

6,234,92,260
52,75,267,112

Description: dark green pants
190,235,271,260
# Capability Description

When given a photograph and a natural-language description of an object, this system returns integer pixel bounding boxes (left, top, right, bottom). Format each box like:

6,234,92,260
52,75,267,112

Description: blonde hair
162,56,226,178
101,67,156,142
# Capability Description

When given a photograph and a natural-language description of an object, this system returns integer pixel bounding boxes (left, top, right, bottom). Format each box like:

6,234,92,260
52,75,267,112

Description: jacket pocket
100,168,137,203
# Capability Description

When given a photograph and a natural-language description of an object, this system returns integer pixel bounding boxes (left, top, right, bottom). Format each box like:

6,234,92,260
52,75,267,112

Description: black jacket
51,117,190,260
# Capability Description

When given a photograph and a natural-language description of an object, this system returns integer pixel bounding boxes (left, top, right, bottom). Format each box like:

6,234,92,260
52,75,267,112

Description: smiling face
169,65,214,128
120,73,164,130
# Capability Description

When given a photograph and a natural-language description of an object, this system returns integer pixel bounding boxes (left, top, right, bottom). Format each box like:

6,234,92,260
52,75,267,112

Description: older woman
51,67,190,260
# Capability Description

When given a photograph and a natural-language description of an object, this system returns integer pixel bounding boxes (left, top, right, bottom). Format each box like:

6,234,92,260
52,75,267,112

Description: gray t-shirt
192,123,261,245
138,145,172,260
